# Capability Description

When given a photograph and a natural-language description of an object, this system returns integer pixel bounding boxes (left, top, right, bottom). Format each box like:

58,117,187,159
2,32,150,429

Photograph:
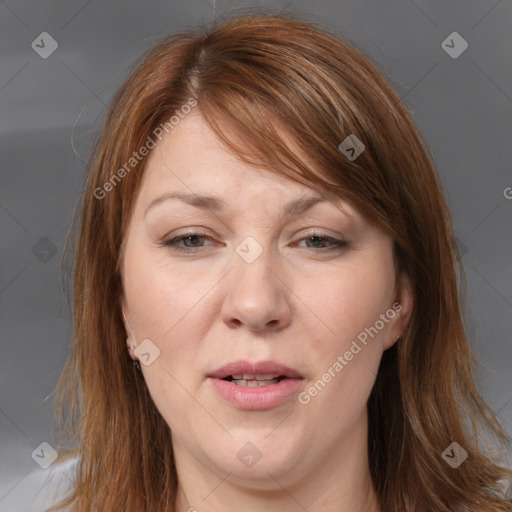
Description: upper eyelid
164,221,345,236
162,228,344,240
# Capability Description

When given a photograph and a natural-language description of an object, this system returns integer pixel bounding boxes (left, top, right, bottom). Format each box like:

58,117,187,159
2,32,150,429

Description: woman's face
120,111,412,489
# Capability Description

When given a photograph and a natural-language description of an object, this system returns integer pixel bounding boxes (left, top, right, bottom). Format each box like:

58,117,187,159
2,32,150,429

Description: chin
205,434,305,486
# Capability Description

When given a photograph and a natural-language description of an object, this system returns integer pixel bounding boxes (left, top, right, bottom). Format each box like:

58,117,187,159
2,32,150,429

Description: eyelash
161,230,347,253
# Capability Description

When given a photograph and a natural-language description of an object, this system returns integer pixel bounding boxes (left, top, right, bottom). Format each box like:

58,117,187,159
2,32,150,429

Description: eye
162,231,217,252
160,230,347,254
294,233,347,252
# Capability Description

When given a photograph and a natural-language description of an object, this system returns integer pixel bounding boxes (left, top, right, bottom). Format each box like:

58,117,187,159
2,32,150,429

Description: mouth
207,360,305,410
221,374,289,387
208,360,303,383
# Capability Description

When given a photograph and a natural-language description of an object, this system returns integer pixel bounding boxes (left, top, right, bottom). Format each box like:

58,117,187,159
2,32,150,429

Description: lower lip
208,377,304,411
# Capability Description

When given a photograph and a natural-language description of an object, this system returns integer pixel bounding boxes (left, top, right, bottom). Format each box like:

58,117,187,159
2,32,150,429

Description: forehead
137,111,355,218
142,112,293,188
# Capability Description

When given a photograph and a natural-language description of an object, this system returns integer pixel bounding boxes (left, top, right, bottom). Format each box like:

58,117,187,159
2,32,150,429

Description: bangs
172,29,403,236
199,91,347,195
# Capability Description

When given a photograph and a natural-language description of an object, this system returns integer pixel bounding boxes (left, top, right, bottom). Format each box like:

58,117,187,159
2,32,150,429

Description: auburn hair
51,11,512,512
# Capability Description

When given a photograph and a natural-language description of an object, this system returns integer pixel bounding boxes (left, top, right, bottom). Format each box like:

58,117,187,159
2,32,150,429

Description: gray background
1,0,511,509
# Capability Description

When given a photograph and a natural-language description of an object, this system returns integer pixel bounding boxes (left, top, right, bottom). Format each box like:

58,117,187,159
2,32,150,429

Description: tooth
232,374,243,380
257,379,279,386
232,379,280,387
241,373,278,380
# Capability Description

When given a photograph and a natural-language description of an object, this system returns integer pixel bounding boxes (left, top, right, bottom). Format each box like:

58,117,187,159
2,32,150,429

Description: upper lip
207,360,304,380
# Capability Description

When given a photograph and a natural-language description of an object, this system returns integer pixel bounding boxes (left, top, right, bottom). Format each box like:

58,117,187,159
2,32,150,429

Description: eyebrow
143,192,338,219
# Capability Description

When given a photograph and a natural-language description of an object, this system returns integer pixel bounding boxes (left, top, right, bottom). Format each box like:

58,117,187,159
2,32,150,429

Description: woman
50,12,512,512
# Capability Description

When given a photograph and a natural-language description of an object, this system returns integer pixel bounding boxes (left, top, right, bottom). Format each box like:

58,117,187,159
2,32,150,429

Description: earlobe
385,272,414,350
120,296,137,359
396,272,414,336
120,296,132,335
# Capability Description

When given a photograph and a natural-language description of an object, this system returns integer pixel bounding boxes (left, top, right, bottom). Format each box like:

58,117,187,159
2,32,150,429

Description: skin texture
120,112,413,512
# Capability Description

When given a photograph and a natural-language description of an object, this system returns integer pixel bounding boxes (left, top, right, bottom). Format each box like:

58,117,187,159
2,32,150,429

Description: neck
172,409,380,512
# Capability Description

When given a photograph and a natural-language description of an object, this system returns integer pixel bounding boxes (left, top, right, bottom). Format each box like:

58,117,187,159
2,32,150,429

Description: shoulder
0,454,78,512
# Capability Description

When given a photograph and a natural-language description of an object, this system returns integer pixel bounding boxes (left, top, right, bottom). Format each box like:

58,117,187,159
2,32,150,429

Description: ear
383,271,414,350
120,295,137,360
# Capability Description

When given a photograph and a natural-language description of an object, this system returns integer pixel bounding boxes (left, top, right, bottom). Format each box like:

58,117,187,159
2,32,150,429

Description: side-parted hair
52,12,512,512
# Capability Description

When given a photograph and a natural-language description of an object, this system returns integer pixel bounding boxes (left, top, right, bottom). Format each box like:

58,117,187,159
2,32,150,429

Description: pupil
185,235,201,247
308,236,324,248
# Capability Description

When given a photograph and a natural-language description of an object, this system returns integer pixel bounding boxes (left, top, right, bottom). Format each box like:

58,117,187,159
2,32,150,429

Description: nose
220,245,292,332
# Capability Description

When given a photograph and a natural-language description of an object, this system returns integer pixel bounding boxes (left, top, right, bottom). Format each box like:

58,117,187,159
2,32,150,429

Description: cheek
123,249,217,409
298,257,395,348
294,255,395,426
124,259,206,429
124,248,210,342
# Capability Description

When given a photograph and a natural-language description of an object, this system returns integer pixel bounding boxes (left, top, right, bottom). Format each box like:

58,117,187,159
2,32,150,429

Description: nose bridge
233,235,279,295
235,232,285,282
220,235,291,330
